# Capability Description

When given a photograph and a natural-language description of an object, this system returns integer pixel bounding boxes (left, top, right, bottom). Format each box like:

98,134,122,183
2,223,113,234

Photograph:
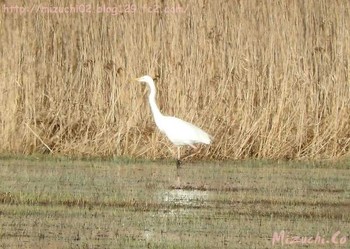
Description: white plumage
136,75,211,167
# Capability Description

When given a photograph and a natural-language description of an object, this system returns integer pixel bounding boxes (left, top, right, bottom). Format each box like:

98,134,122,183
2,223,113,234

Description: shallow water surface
0,158,349,248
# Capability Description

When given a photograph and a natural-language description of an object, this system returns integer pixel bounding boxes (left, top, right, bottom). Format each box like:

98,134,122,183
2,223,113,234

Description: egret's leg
176,147,181,168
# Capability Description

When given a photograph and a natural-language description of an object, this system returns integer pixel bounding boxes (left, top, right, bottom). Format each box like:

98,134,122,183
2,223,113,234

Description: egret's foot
176,159,182,168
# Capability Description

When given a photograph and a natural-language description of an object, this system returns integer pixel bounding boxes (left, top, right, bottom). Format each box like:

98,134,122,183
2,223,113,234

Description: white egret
135,75,212,168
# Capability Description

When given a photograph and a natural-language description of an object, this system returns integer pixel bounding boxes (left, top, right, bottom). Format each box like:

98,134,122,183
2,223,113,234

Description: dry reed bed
0,0,350,160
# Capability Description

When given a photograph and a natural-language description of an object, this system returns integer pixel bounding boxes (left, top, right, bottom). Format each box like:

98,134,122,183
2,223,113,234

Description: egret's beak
135,77,141,82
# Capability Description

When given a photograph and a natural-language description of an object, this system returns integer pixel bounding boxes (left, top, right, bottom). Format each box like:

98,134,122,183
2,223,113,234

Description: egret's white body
136,75,211,166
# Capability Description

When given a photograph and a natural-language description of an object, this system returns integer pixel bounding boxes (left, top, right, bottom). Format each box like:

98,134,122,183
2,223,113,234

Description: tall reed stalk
1,0,350,160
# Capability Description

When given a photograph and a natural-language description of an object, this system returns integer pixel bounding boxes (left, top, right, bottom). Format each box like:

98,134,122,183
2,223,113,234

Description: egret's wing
160,116,211,146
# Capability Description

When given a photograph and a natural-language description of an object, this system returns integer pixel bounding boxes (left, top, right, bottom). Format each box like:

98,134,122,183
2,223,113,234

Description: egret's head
135,75,153,84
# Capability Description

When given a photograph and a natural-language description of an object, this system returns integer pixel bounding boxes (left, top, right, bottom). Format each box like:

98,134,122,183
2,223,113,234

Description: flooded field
0,157,349,248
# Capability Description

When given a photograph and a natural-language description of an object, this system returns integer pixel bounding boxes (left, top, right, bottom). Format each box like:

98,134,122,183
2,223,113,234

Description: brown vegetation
1,0,350,160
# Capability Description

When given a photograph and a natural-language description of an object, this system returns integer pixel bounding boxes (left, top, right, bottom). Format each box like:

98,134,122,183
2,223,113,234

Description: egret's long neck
147,81,163,122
